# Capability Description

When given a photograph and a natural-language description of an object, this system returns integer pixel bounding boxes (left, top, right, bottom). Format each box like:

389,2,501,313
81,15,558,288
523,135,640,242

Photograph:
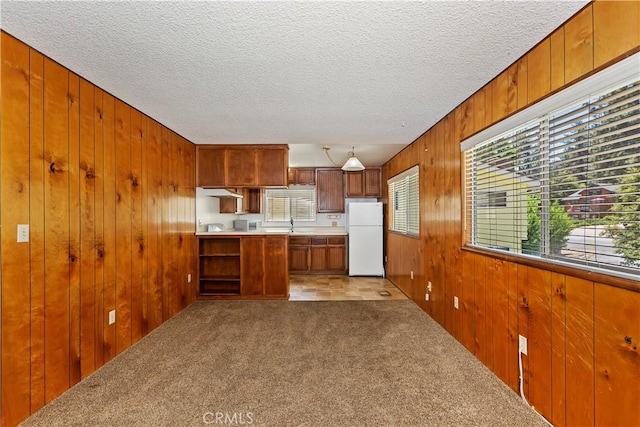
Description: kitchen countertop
195,227,348,237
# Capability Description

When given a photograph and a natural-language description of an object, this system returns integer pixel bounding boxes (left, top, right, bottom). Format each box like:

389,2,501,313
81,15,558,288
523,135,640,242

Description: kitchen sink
262,228,291,233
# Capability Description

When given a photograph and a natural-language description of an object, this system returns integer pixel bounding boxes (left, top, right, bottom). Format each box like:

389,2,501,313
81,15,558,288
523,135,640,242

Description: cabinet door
196,147,226,187
226,148,256,187
243,188,261,213
316,168,345,213
289,246,309,271
241,237,264,296
364,168,382,197
296,168,316,185
256,147,287,186
345,171,364,197
288,168,297,185
264,236,289,296
219,197,236,213
310,246,327,271
327,246,346,271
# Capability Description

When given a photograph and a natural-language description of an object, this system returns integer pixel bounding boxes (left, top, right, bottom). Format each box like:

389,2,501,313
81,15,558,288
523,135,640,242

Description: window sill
462,245,639,293
388,230,420,240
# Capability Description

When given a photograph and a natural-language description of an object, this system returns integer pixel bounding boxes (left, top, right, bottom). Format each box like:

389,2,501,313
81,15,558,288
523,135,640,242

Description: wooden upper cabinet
242,188,261,214
256,147,288,186
219,197,237,214
226,147,256,187
288,167,316,185
345,168,382,197
363,169,381,197
196,146,226,187
196,144,288,188
345,171,364,197
316,168,345,213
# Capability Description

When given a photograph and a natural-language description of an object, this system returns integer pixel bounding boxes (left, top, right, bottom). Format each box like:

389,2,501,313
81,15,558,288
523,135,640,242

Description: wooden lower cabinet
290,235,347,274
310,246,327,271
198,235,289,299
241,237,265,296
327,244,347,271
289,245,310,272
264,236,289,296
198,237,241,295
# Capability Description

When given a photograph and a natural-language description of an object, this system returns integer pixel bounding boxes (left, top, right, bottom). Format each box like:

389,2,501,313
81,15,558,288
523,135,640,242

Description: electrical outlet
108,310,116,325
410,270,414,280
188,274,192,283
519,335,528,355
17,224,29,243
454,296,459,309
331,221,337,227
427,281,432,292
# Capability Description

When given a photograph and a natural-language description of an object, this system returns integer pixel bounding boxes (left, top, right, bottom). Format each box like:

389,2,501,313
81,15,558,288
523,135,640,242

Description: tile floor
289,274,408,301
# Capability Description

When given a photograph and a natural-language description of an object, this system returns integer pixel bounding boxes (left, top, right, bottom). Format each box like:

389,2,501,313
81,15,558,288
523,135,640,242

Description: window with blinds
388,166,419,236
264,188,316,222
463,66,639,280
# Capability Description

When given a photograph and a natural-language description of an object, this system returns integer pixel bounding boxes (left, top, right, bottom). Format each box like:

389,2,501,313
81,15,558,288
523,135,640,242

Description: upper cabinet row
288,167,316,185
344,169,382,198
290,167,382,197
311,167,383,214
196,145,382,214
196,145,289,188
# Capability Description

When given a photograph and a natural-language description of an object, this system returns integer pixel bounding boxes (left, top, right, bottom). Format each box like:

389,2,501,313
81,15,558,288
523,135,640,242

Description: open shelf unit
198,237,241,295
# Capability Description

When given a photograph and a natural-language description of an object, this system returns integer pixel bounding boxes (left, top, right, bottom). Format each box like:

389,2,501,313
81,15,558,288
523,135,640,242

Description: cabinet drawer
327,236,345,245
311,237,328,246
289,237,311,246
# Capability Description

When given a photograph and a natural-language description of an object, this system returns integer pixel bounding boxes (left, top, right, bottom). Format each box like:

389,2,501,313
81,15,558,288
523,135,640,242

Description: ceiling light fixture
322,146,365,171
341,147,365,171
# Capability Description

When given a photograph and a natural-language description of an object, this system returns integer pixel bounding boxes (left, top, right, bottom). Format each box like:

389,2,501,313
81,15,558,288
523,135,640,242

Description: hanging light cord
323,146,340,167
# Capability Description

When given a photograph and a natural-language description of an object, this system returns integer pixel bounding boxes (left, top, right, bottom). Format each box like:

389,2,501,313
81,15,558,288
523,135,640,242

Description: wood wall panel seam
29,46,46,415
68,71,82,387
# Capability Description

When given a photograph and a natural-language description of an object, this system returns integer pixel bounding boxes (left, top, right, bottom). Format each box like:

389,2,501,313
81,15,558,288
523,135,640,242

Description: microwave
233,220,261,232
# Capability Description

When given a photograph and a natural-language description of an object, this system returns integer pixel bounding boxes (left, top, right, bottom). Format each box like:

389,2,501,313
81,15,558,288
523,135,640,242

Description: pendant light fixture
341,147,365,171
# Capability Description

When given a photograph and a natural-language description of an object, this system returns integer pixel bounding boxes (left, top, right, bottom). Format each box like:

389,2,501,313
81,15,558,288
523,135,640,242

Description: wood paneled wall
0,32,197,426
383,2,639,426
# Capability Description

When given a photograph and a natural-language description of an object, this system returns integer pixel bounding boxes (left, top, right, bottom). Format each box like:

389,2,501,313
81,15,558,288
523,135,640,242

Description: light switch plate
454,296,459,309
108,310,116,325
17,224,29,243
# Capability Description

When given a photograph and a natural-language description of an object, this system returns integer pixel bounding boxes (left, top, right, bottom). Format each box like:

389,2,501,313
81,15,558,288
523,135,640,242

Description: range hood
196,188,243,198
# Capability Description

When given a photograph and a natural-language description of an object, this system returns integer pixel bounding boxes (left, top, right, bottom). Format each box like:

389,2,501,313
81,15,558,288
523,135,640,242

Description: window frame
264,186,317,223
461,53,640,282
388,165,420,236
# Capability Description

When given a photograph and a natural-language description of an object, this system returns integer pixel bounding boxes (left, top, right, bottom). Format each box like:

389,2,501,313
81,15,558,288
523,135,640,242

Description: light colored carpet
20,301,545,426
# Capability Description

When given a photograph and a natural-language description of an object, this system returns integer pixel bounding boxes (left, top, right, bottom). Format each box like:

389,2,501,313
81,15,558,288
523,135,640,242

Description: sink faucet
290,216,294,232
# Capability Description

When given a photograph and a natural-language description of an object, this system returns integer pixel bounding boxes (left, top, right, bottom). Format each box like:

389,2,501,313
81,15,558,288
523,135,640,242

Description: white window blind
265,188,316,222
464,70,640,280
389,166,419,236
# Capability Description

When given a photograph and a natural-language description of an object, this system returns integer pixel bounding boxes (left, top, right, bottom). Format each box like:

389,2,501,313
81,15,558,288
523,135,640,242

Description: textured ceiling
0,1,589,167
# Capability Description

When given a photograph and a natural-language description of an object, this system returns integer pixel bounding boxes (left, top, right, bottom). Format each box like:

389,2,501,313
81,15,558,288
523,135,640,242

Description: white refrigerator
348,202,384,276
